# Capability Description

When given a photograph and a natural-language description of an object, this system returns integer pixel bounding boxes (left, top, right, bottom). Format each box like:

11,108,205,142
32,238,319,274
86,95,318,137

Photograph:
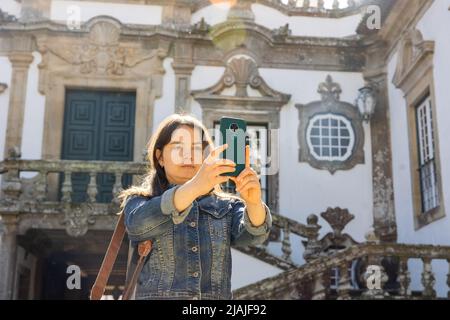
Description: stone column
364,41,397,242
3,52,33,158
0,215,19,300
172,41,194,114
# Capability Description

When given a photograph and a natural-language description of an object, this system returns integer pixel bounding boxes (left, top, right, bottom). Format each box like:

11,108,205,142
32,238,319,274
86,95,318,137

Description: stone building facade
1,0,450,299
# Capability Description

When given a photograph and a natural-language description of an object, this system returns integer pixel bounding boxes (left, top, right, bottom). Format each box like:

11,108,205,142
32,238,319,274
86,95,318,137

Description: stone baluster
337,261,352,300
61,171,72,203
112,172,123,206
87,172,98,203
398,257,411,297
35,170,47,202
362,253,388,299
317,0,325,10
303,214,322,262
332,0,340,9
302,0,310,9
2,167,22,201
311,270,330,300
288,0,296,8
281,221,292,262
421,257,436,298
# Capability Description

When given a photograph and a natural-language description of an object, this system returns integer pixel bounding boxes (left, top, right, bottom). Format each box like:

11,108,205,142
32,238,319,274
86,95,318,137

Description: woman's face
157,125,206,185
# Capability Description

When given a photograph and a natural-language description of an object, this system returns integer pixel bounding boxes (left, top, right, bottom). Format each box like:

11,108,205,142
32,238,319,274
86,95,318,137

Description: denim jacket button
191,246,198,252
193,272,199,277
189,221,196,227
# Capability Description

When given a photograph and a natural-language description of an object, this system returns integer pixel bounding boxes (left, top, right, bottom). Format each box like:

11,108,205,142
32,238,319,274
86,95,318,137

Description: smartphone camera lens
229,123,239,133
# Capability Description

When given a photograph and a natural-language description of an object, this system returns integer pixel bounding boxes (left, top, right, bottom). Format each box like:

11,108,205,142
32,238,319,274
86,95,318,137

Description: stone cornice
51,0,378,18
377,0,434,60
0,17,366,72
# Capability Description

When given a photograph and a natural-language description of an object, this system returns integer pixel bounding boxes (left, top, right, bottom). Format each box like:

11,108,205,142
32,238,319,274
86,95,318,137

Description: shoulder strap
90,211,152,300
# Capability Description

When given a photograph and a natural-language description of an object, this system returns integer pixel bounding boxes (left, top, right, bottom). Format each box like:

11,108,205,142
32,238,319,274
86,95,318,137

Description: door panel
61,90,135,203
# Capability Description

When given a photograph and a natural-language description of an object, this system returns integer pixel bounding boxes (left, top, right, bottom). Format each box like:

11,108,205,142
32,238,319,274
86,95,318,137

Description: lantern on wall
355,85,378,122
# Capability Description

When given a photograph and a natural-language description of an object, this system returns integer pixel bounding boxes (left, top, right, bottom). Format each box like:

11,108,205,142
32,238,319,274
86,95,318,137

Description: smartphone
219,117,248,177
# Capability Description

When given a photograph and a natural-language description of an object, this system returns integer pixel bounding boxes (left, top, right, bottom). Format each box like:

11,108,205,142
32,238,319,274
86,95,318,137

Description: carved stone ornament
36,18,168,94
296,75,365,174
393,29,435,91
192,56,290,214
192,57,291,105
61,204,96,237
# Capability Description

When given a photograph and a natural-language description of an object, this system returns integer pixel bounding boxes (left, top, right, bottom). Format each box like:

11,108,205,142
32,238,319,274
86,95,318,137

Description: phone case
219,117,247,177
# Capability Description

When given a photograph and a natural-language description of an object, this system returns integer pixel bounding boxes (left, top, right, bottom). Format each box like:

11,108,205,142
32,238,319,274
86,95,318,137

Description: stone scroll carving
36,18,168,94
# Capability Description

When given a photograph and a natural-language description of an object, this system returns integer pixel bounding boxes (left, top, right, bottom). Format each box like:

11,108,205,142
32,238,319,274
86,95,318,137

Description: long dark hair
119,114,237,207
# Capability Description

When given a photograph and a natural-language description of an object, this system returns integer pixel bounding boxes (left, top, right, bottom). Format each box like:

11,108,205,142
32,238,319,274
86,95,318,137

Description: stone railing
0,158,326,268
254,0,372,17
0,158,146,206
234,212,322,270
0,158,146,237
233,242,450,300
227,206,361,271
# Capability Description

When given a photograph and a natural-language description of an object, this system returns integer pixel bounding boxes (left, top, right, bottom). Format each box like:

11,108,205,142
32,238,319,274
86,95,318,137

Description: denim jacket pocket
197,196,234,219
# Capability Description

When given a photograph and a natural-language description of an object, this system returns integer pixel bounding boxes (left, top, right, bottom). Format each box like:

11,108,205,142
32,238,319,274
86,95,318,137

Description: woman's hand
188,144,236,197
230,146,262,205
230,146,266,227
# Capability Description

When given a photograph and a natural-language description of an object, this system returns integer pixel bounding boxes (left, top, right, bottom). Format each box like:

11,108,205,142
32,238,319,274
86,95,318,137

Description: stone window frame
192,56,291,213
393,29,445,230
296,75,365,175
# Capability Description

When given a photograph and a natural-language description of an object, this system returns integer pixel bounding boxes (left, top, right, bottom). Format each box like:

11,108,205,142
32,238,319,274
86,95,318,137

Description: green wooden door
61,90,136,203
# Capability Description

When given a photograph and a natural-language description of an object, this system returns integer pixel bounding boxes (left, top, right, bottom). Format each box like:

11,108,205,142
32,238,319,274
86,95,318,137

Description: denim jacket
123,184,272,300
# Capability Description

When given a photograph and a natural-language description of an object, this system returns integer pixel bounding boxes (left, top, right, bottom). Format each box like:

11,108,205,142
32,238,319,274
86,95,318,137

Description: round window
306,114,355,161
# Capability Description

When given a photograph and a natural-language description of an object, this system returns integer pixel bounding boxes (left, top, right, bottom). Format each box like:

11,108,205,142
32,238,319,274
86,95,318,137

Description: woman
120,114,272,300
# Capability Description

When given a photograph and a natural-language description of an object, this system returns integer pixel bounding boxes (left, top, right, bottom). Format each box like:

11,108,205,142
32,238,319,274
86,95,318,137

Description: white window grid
416,97,440,213
329,261,360,291
306,114,355,162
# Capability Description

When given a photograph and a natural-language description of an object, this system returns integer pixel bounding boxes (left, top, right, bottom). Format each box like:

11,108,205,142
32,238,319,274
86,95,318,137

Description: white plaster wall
230,249,282,290
190,65,226,122
192,3,360,38
260,68,371,243
386,0,450,297
50,0,162,25
387,0,450,246
0,0,22,18
21,52,45,161
153,58,176,133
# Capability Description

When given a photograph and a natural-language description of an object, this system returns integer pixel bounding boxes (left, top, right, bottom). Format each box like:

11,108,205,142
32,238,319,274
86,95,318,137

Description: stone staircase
2,157,450,300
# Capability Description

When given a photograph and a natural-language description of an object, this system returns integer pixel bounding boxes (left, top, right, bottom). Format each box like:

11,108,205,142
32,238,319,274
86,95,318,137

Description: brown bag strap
90,211,152,300
122,240,152,300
